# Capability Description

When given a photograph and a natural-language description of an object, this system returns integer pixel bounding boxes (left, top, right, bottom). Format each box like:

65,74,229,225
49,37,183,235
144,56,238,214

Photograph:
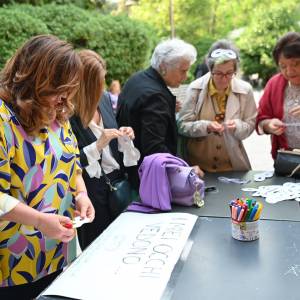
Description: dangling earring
161,69,167,76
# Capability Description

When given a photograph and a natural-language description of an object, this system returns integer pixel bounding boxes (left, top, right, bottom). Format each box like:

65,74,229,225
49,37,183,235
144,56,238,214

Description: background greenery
0,0,300,86
0,2,157,85
128,0,300,85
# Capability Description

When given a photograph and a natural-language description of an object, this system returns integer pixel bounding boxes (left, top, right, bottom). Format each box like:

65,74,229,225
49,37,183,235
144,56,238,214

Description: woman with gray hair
117,38,203,190
178,39,257,172
150,38,197,74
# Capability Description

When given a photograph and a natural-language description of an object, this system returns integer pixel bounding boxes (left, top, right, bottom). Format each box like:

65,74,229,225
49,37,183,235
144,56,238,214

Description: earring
161,69,166,76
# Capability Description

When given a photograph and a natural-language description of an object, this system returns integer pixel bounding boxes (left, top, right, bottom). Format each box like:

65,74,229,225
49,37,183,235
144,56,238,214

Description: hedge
85,14,155,84
0,4,157,85
0,8,49,67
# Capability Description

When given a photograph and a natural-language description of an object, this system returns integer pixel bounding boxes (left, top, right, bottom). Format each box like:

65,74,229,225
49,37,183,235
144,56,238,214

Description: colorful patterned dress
0,100,80,287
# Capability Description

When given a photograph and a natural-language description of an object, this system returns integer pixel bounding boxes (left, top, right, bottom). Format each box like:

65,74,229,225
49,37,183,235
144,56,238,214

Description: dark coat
116,67,177,189
70,92,121,169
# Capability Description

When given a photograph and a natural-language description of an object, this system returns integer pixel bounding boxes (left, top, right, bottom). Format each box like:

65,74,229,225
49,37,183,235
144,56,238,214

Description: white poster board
41,212,197,300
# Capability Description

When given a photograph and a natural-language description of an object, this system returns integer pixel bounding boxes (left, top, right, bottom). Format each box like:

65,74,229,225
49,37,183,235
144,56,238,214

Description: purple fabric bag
167,164,204,206
126,153,205,213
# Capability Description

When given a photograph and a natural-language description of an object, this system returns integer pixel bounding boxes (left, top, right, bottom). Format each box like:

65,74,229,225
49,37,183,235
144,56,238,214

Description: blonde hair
73,50,106,128
0,34,82,136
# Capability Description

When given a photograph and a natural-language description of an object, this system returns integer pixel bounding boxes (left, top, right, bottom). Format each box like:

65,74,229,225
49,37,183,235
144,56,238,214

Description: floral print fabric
0,100,80,287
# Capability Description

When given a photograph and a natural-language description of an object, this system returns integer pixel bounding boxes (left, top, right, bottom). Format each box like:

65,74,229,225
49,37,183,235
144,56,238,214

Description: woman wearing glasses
178,39,257,172
256,32,300,159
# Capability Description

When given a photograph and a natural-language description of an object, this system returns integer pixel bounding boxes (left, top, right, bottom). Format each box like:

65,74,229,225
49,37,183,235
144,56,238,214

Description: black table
173,171,300,221
168,217,300,300
38,171,300,300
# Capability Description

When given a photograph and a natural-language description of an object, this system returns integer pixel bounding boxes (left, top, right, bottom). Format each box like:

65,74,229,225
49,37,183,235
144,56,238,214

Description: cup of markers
229,198,263,241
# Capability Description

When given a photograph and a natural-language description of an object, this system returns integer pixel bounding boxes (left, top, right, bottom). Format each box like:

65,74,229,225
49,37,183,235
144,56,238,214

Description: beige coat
177,73,257,171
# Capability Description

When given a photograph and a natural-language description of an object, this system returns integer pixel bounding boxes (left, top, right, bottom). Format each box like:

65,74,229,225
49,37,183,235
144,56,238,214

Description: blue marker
249,203,258,221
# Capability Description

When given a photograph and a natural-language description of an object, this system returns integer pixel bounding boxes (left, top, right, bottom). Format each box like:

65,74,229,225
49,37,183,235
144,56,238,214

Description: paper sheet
41,212,197,300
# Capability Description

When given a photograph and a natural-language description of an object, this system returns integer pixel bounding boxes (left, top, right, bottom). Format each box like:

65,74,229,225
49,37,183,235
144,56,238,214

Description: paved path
244,90,273,171
171,86,273,171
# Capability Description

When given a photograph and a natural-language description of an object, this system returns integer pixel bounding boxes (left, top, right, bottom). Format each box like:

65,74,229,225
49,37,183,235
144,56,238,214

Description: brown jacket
177,73,257,171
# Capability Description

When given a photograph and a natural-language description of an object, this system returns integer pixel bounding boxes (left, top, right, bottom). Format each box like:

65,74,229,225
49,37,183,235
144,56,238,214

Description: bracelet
75,191,88,200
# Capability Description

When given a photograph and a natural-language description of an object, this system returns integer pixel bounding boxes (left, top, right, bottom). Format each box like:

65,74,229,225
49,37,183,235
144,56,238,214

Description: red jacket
256,73,288,159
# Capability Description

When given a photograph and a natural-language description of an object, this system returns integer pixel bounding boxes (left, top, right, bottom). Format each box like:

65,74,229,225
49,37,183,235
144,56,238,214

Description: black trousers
78,170,123,251
0,270,61,300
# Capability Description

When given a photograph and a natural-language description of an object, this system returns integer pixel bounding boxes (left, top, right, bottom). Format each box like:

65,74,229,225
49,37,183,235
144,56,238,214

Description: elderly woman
117,38,203,189
178,40,257,172
257,32,300,159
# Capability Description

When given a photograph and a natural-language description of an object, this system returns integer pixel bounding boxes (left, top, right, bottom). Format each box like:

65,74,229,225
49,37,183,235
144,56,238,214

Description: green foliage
32,4,156,83
84,14,157,84
127,0,300,84
129,0,211,40
0,7,49,67
30,4,91,45
0,4,157,85
0,0,105,9
237,1,300,84
128,0,214,80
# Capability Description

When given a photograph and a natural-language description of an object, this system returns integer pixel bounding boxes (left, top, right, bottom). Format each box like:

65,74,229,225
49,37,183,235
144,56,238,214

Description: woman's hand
192,165,205,178
289,105,300,117
96,128,123,150
225,119,236,132
36,213,76,243
207,121,225,134
263,118,285,135
175,100,182,113
119,126,135,140
75,192,95,222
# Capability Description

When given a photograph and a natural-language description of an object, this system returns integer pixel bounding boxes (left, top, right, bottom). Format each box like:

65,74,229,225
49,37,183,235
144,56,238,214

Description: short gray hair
150,38,197,71
206,39,240,71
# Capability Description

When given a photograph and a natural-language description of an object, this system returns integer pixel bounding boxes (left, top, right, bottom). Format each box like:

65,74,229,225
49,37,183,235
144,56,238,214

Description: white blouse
283,84,300,149
83,119,140,178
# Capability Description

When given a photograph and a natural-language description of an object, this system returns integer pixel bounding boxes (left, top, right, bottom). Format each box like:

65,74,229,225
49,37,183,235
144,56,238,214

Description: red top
256,73,289,159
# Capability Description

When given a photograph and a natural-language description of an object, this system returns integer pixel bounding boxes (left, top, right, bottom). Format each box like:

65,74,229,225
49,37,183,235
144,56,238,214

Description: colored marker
249,203,259,221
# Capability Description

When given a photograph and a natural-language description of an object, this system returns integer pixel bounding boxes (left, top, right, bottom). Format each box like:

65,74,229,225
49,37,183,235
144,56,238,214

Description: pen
254,203,263,221
237,207,245,222
249,203,259,221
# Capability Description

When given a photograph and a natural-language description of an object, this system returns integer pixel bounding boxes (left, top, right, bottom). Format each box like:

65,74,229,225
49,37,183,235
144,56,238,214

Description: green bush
237,2,300,85
32,4,91,46
0,7,49,67
85,14,157,84
34,4,156,84
0,0,100,8
1,4,157,85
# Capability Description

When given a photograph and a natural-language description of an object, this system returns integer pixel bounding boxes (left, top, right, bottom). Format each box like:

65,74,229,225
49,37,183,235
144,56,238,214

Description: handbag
102,171,134,217
274,149,300,178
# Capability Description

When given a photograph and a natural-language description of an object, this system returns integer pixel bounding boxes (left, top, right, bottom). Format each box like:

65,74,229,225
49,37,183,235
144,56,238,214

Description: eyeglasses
211,71,235,79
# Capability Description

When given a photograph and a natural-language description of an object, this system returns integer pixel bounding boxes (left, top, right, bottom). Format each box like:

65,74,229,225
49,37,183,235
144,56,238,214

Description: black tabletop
38,171,300,300
169,217,300,300
173,171,300,221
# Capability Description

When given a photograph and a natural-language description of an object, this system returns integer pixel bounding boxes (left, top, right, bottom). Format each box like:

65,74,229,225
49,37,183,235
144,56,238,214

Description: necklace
211,97,225,122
